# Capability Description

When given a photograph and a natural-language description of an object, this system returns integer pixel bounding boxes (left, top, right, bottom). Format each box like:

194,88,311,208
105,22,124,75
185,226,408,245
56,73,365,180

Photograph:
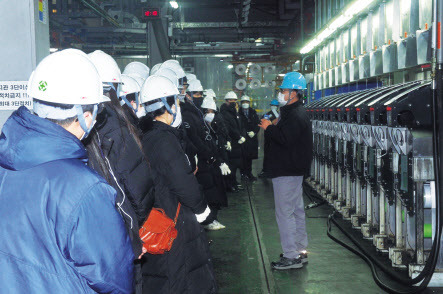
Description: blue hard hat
279,71,307,90
270,99,279,106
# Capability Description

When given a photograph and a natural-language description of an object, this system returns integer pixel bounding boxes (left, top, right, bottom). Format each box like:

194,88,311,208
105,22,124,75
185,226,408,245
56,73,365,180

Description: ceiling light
228,65,234,69
300,0,377,54
169,1,178,9
255,38,262,43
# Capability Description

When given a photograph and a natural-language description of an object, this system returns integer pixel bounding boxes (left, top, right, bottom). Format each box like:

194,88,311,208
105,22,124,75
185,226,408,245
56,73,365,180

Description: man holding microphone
258,72,313,270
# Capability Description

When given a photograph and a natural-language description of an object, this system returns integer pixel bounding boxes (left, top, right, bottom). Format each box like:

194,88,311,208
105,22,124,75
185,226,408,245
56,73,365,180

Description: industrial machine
306,81,437,280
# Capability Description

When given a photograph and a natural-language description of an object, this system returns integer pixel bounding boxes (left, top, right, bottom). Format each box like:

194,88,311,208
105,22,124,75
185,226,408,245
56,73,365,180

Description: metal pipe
356,179,361,215
367,185,372,224
346,173,351,207
379,189,386,235
79,0,120,27
338,168,342,201
395,192,403,248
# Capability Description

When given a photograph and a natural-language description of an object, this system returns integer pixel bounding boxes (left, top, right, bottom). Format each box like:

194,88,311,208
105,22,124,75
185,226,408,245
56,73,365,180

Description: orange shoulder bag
139,203,181,255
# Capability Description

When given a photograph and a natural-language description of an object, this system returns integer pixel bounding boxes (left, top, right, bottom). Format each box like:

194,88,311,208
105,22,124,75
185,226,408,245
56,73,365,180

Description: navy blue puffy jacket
0,107,134,293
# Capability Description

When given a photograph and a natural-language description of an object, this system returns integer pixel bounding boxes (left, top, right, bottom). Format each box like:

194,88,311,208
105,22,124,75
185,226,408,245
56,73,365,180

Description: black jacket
181,101,213,162
262,109,279,172
240,107,260,159
141,121,217,294
265,100,313,178
88,103,155,257
196,125,228,207
220,103,245,159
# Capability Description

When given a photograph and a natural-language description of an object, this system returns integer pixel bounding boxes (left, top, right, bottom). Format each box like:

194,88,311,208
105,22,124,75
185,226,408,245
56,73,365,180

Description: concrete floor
206,158,443,294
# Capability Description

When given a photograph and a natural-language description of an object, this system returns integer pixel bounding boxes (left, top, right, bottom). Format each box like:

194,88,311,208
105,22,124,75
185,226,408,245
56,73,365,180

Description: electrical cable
327,212,438,294
305,176,441,287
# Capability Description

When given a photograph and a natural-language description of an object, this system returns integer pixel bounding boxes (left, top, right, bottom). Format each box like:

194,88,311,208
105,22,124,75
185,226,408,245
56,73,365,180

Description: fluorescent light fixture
214,54,232,57
170,1,178,9
278,74,285,77
228,65,234,69
255,38,262,43
50,48,58,53
300,0,376,54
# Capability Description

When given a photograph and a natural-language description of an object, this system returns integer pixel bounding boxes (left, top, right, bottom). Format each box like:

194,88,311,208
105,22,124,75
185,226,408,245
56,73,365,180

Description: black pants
201,205,220,226
241,158,253,176
227,158,242,187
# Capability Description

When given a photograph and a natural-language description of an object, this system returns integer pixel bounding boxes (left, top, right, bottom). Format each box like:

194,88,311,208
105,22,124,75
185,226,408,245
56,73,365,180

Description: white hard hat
186,73,197,83
150,63,162,75
128,74,145,88
87,50,122,83
201,97,217,111
120,74,141,96
154,67,179,88
28,51,109,105
59,48,88,58
188,79,204,92
123,62,150,79
205,89,216,96
224,91,238,100
140,75,179,106
241,95,251,102
161,61,186,79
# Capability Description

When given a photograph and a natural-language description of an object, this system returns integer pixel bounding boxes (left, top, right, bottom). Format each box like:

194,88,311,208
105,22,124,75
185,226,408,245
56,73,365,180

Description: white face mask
270,106,278,111
136,107,146,118
204,113,215,123
277,92,288,107
241,103,249,109
171,105,182,127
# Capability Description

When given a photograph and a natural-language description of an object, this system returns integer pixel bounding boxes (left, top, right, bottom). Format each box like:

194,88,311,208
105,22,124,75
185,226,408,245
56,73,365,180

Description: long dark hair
107,85,144,152
84,129,113,184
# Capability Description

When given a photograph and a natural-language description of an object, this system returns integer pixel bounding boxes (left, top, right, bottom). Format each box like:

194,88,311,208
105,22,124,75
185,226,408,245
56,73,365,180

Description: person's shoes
204,221,222,231
280,252,308,264
248,174,257,182
236,184,245,190
226,186,239,193
271,256,303,270
213,220,226,229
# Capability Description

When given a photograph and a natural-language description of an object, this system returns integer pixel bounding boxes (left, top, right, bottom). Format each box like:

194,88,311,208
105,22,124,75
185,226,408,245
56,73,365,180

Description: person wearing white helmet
198,97,231,230
0,50,134,294
86,51,156,292
239,95,260,182
187,79,205,108
149,62,162,75
120,74,144,120
186,72,197,84
123,61,150,79
220,91,247,192
138,75,216,294
160,61,188,96
181,78,216,173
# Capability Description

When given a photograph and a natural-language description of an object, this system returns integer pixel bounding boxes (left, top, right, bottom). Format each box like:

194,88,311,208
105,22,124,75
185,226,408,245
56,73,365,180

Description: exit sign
143,8,160,18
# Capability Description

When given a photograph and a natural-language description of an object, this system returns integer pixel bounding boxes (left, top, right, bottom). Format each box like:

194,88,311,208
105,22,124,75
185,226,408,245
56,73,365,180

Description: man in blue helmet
259,71,313,270
259,99,280,178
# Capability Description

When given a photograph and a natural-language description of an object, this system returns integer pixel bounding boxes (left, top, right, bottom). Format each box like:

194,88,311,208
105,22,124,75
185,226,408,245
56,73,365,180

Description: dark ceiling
49,0,315,58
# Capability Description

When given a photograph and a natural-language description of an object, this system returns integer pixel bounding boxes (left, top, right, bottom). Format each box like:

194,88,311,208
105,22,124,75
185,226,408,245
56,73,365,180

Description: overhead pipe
79,0,120,27
151,19,173,61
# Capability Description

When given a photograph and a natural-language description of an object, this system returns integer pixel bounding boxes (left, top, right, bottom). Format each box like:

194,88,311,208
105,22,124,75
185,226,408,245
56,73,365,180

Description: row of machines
305,80,437,278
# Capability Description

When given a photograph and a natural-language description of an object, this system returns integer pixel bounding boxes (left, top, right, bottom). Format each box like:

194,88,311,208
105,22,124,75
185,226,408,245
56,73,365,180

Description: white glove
225,141,232,151
220,163,231,175
195,206,211,223
238,137,246,144
248,131,255,138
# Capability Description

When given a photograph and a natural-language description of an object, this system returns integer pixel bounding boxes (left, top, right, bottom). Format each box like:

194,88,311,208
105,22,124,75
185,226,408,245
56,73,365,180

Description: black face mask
229,102,237,108
193,97,203,108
